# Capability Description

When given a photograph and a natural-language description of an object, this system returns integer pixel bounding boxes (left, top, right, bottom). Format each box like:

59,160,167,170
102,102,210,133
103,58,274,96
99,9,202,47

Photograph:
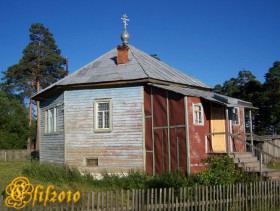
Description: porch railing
205,132,280,177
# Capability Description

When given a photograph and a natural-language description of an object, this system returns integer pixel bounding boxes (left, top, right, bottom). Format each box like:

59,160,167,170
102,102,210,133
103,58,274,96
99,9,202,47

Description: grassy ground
0,154,257,197
0,161,102,195
267,162,280,170
0,161,25,194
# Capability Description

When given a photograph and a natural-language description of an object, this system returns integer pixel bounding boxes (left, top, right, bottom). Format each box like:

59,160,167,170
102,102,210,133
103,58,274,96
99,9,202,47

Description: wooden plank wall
64,86,144,174
40,93,65,164
144,86,187,175
187,97,211,173
262,139,280,163
231,107,246,153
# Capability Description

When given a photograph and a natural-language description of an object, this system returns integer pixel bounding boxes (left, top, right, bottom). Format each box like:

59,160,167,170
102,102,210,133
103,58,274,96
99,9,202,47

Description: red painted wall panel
153,88,167,127
154,128,168,174
144,86,151,116
169,92,185,126
144,85,188,175
146,152,153,175
231,107,246,152
170,127,187,172
145,118,153,151
187,97,211,173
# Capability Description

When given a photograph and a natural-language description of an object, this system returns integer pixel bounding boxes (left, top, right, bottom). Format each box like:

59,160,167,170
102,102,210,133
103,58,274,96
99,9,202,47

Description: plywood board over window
85,158,98,167
211,105,226,153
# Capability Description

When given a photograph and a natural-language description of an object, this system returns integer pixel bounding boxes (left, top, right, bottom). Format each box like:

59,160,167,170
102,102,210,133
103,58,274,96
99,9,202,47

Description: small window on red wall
193,103,204,126
231,107,239,125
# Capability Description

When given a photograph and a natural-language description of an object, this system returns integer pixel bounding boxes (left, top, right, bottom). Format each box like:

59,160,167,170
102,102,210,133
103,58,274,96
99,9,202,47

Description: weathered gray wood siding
40,93,65,164
64,86,144,173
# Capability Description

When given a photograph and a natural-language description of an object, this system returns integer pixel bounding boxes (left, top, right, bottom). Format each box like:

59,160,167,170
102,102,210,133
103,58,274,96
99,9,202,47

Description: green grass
0,161,99,195
0,155,258,197
0,161,25,194
267,159,280,170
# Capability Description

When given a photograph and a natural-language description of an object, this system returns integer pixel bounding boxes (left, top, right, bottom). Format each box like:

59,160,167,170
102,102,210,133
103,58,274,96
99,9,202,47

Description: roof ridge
129,46,150,78
128,45,211,89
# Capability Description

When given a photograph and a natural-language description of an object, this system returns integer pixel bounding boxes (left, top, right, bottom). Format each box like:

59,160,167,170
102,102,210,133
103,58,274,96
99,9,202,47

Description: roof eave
32,78,213,101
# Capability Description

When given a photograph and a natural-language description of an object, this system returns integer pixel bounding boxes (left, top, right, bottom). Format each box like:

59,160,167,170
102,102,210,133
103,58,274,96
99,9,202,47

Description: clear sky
1,0,280,87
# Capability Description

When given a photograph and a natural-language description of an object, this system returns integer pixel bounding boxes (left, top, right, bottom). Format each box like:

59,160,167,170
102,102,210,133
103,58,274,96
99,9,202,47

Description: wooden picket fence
1,180,280,210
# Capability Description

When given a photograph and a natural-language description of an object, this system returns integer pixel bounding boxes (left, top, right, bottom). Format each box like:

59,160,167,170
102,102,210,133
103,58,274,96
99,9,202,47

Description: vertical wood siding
144,86,187,175
40,93,65,164
64,86,144,174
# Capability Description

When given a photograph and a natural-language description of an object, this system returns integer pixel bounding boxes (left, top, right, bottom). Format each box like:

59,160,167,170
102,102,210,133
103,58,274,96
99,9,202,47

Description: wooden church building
33,15,254,175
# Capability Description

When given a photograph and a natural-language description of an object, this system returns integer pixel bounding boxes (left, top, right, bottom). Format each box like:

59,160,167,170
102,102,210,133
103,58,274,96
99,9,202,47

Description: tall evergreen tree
264,61,280,134
2,23,67,149
213,70,264,134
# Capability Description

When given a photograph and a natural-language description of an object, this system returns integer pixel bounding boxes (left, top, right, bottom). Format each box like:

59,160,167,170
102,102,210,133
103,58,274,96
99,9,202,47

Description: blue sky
0,0,280,87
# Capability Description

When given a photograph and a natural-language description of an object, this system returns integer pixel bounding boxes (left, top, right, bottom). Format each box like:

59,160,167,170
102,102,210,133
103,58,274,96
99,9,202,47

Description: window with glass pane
45,107,57,134
193,103,204,125
94,99,112,131
232,107,239,125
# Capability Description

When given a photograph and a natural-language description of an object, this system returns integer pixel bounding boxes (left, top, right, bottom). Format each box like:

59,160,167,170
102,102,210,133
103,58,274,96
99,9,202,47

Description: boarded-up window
193,103,204,125
45,107,57,134
86,158,98,167
94,99,112,132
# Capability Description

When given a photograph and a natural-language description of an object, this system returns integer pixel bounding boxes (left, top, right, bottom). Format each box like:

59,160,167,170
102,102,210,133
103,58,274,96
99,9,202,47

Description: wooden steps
230,152,280,180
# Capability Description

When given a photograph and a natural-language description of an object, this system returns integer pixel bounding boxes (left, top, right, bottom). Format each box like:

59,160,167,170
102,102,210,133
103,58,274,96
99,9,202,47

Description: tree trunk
36,78,40,151
36,37,41,151
27,70,34,150
27,68,34,149
28,69,34,126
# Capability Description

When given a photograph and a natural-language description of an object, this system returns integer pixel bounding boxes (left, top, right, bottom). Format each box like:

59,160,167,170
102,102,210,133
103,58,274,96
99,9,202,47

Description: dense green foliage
22,161,82,183
214,64,280,135
22,155,256,193
0,91,31,149
190,155,256,185
2,23,66,101
263,61,280,134
1,23,66,149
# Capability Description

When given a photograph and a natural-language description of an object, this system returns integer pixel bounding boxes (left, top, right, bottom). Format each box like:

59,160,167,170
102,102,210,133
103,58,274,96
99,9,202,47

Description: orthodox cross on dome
121,14,129,30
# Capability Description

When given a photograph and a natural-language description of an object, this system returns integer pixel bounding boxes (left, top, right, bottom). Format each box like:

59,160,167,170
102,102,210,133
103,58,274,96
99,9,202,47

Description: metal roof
151,84,255,108
34,45,211,99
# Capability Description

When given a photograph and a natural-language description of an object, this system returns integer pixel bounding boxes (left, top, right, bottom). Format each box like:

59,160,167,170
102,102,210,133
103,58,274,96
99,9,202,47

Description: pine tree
2,23,67,149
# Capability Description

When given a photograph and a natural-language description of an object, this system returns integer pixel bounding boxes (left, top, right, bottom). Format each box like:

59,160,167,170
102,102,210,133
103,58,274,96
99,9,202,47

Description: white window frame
94,99,112,132
45,107,57,134
231,107,240,125
193,103,204,126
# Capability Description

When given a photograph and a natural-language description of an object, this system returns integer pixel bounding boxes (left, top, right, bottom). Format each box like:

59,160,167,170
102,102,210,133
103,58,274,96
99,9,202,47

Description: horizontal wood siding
40,93,65,164
64,86,144,173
